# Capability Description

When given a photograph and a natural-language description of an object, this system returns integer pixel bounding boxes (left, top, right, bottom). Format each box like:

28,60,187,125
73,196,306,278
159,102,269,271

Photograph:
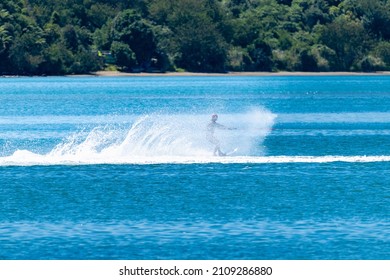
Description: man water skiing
206,114,236,156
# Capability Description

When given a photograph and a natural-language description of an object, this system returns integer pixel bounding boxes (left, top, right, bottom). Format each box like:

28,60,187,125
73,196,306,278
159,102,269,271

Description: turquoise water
0,76,389,259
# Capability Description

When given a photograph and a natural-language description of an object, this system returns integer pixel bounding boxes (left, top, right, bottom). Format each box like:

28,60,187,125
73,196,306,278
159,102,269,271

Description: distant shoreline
2,71,390,78
90,70,390,77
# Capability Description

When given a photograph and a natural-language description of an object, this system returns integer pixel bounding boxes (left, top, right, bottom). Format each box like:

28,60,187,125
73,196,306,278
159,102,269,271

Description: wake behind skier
206,114,236,156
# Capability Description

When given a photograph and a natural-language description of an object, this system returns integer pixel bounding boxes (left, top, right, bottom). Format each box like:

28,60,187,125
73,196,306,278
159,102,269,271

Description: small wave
1,219,387,240
277,112,390,123
1,153,390,166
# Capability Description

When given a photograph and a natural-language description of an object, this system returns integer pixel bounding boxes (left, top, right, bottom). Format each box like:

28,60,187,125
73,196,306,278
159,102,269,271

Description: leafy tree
320,15,371,70
0,0,389,74
93,21,113,50
87,3,117,29
353,0,390,40
373,41,390,67
111,9,158,69
9,32,45,74
110,40,137,71
149,0,228,72
0,24,12,54
174,18,227,72
43,23,61,45
62,25,79,52
69,48,102,73
39,43,72,74
246,39,273,71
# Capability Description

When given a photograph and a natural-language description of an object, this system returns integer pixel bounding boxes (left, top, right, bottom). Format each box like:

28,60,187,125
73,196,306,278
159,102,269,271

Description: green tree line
1,0,390,75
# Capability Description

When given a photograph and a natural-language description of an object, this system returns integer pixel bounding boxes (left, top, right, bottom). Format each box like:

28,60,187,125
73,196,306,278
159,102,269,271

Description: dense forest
1,0,390,75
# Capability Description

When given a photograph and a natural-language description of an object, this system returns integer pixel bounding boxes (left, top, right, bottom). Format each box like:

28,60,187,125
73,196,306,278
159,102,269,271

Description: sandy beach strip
2,71,390,78
91,70,390,77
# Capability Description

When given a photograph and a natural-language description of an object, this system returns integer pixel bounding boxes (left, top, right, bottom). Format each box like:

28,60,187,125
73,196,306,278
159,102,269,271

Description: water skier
206,114,236,156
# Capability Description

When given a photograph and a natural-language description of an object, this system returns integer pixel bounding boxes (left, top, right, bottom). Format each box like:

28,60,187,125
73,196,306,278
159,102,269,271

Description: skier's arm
217,123,237,130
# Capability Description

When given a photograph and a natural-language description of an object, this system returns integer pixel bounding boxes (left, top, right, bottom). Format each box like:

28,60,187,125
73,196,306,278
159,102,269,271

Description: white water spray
0,108,277,165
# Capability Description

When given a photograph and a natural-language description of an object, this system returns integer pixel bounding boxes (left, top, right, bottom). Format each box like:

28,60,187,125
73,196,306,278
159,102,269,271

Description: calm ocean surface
0,76,389,259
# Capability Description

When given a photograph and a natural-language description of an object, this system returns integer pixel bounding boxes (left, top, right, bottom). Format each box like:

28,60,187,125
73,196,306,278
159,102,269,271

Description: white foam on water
1,152,390,166
1,108,390,166
0,108,279,166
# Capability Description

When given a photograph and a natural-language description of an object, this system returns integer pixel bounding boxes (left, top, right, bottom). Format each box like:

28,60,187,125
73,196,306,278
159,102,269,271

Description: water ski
226,148,238,156
219,148,238,156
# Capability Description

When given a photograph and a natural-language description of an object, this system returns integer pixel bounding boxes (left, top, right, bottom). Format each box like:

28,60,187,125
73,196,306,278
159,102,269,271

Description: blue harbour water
0,75,389,259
